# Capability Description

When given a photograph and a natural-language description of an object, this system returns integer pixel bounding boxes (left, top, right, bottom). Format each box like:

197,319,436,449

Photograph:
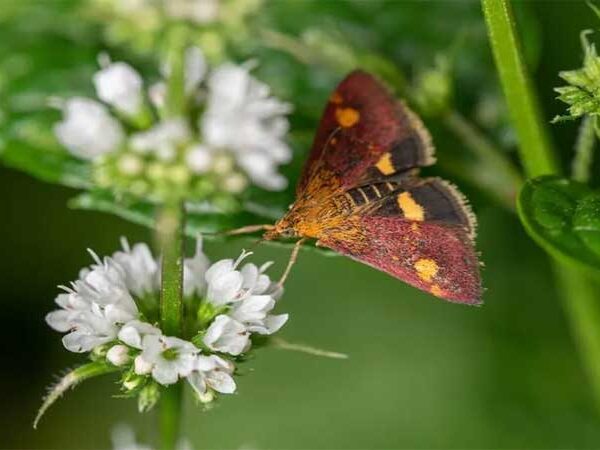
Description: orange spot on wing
330,91,343,104
398,192,424,221
414,258,439,282
430,284,444,297
375,153,395,175
335,107,360,128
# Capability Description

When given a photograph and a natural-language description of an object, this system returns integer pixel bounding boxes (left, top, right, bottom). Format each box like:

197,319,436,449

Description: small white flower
187,354,236,399
54,97,124,160
205,258,245,306
203,315,250,356
111,238,159,298
202,63,292,190
134,334,198,385
46,256,139,353
183,237,211,298
129,118,191,160
107,344,131,366
93,61,144,116
118,320,161,349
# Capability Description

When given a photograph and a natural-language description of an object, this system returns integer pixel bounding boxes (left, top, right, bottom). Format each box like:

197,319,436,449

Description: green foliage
518,176,600,275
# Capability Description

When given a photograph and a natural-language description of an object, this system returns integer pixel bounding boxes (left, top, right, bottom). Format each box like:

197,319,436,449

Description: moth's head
263,217,298,240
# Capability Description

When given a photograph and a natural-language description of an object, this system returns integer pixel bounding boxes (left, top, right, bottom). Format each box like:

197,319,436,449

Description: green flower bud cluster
93,141,247,210
555,31,600,121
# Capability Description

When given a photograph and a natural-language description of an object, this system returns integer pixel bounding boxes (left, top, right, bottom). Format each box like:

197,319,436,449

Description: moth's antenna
278,238,306,287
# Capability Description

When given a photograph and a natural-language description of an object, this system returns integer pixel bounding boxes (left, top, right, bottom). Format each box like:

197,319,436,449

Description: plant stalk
160,384,184,450
482,0,600,413
157,202,185,449
159,202,185,336
572,115,596,183
481,0,559,177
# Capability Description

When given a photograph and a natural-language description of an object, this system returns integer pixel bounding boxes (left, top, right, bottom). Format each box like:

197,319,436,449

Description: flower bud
138,382,160,413
117,154,144,176
107,344,131,366
122,371,146,392
134,355,153,375
93,62,144,117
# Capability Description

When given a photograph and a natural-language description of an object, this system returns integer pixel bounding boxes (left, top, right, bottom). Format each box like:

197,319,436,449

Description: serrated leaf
69,190,336,256
517,176,600,276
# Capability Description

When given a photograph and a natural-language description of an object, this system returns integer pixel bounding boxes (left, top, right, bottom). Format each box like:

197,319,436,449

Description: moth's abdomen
345,181,398,206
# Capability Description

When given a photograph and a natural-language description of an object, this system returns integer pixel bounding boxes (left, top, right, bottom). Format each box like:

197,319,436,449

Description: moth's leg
278,238,306,287
221,224,275,236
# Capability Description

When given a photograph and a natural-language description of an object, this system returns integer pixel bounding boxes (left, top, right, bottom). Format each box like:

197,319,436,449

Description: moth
229,70,482,305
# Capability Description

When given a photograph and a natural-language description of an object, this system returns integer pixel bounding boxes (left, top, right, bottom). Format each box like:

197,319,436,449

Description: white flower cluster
46,238,288,402
53,47,292,202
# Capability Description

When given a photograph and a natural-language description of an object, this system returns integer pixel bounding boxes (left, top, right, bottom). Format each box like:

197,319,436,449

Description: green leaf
517,176,600,275
69,190,336,256
0,137,90,188
574,193,600,257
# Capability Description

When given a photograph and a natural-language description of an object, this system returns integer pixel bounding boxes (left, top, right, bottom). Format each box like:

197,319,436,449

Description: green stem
482,0,600,413
165,26,187,119
158,202,184,336
481,0,560,176
160,384,183,450
157,202,185,450
572,115,596,183
442,110,523,210
556,265,600,410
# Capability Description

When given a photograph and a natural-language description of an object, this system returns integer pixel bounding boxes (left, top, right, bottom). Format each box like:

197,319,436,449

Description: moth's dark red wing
297,70,435,194
319,177,481,304
367,177,477,240
319,217,482,304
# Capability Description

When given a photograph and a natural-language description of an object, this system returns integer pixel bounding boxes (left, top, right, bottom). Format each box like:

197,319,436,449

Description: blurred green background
2,0,600,449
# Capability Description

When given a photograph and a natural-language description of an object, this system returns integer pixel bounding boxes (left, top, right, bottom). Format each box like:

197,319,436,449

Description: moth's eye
281,229,295,238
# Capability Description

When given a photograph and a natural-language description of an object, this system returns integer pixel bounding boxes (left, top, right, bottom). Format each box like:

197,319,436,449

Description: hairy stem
157,202,185,449
165,27,187,119
482,0,600,413
158,202,184,336
572,115,596,183
160,384,184,450
481,0,559,176
34,361,117,429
